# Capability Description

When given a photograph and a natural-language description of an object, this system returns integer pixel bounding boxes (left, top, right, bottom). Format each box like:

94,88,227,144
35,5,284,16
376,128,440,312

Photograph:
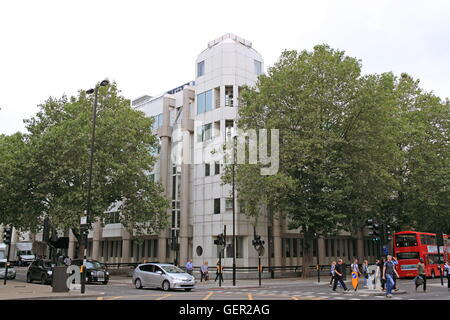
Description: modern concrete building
3,34,382,273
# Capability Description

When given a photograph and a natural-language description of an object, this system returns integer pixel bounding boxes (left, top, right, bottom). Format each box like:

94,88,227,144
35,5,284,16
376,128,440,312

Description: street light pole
81,80,109,294
232,135,237,286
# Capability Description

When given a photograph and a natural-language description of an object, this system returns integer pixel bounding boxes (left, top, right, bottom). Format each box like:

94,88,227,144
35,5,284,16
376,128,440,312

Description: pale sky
1,0,449,135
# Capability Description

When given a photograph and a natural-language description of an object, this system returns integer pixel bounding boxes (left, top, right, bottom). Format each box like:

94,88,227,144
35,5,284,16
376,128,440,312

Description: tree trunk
302,229,314,279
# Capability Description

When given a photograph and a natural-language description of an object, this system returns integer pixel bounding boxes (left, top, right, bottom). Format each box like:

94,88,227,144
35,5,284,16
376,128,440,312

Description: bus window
395,234,418,247
396,252,420,260
420,234,436,245
426,254,444,265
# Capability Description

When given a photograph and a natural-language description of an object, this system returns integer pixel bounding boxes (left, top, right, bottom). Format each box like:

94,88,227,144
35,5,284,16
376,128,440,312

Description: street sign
383,246,389,255
80,216,87,225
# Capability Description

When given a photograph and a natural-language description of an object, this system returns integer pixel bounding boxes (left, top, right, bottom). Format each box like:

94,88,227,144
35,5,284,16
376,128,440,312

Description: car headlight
106,271,109,276
47,270,52,275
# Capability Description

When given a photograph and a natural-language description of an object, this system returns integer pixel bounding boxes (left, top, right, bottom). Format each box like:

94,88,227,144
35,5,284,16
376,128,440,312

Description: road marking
106,296,123,300
96,297,104,300
247,294,253,300
292,296,300,300
203,292,214,300
156,294,172,300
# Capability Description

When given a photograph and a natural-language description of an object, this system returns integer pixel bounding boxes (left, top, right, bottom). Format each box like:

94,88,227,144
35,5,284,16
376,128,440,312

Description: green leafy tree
17,82,169,255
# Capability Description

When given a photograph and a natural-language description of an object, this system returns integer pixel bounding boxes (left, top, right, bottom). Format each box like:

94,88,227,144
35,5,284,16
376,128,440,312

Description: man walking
185,259,194,276
200,261,209,283
383,255,400,298
332,259,349,292
416,258,427,292
444,261,450,290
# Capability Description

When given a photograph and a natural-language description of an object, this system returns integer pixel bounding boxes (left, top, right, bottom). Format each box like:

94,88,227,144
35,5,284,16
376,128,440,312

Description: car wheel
162,280,170,291
135,278,143,289
185,288,192,292
41,274,48,285
26,273,32,283
102,280,108,285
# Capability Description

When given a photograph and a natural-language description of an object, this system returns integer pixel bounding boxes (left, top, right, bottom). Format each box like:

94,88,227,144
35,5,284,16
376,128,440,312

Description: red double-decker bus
393,231,449,278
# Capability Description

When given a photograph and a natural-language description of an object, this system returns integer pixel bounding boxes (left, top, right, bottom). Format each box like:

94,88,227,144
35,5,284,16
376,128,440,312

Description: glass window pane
197,93,205,114
205,90,212,112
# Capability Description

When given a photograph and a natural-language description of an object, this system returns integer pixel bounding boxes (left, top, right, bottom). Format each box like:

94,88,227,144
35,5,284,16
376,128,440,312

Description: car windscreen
42,261,54,268
86,262,102,269
0,252,4,260
161,265,185,273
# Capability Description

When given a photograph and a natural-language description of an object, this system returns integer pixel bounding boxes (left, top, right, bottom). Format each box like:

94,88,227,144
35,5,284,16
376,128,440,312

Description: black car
27,259,54,285
71,259,109,284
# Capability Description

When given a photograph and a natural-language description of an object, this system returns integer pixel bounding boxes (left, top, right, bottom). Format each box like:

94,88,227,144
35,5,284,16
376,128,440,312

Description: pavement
0,281,104,300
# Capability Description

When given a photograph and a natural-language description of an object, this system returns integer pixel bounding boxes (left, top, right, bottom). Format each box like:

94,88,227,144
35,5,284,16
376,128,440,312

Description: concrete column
220,85,225,107
180,88,194,265
157,96,175,263
272,214,282,268
68,229,76,259
121,229,131,263
92,219,102,260
318,236,326,265
233,85,239,107
356,228,365,261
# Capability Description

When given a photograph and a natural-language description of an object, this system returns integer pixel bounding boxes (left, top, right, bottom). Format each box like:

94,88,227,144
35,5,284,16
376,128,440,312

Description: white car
132,263,195,291
0,262,16,280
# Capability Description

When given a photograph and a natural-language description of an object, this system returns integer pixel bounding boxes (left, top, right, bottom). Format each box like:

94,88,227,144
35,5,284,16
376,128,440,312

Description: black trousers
416,275,427,291
332,275,347,291
447,275,450,289
215,272,223,282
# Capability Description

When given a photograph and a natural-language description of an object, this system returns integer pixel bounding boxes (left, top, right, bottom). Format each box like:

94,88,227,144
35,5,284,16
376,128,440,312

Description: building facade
2,34,382,270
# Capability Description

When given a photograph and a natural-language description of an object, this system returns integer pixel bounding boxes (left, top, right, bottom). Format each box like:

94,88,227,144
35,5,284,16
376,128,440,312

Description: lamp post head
86,88,95,94
100,79,109,87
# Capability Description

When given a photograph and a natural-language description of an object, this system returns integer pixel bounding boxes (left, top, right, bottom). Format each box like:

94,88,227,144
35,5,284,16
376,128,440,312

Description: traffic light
3,227,12,245
367,219,380,241
252,234,265,256
214,233,225,246
385,224,392,241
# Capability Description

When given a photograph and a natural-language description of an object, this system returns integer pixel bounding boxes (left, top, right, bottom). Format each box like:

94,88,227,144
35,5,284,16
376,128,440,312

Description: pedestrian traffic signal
367,219,380,240
3,227,12,245
214,233,225,246
385,225,392,241
252,234,265,256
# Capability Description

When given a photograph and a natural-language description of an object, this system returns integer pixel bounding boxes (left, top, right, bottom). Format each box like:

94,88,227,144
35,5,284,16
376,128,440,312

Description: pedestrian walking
63,256,71,266
185,259,194,276
200,261,209,283
416,258,427,292
350,259,362,291
215,260,224,283
383,255,400,298
362,260,369,287
329,261,336,287
332,259,349,292
377,257,386,291
392,256,399,291
444,261,450,290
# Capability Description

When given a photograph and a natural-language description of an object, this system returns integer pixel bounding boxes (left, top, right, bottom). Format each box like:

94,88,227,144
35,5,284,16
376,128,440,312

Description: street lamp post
81,79,109,294
232,135,237,286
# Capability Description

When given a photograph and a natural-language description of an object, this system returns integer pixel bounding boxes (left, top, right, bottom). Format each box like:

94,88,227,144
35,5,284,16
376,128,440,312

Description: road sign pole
258,256,261,287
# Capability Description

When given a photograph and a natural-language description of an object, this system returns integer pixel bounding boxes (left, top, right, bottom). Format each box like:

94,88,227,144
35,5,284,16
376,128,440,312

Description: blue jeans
386,274,394,295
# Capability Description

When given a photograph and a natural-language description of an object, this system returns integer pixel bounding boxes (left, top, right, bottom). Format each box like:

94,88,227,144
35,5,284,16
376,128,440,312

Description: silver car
0,262,16,280
132,263,195,292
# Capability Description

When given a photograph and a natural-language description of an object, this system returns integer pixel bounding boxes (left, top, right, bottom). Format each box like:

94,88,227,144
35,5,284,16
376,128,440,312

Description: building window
105,211,120,224
254,60,262,75
205,163,210,176
152,114,163,130
214,198,221,214
239,200,246,214
293,238,298,258
197,60,205,77
197,90,213,114
215,162,220,175
225,120,234,140
225,86,233,107
197,123,213,142
225,198,233,210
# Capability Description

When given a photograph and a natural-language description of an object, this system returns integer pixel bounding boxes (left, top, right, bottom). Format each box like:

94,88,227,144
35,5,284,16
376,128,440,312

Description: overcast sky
1,0,449,135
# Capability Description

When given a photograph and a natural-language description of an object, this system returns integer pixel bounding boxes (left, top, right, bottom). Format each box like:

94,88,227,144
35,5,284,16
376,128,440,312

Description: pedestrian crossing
212,288,365,300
